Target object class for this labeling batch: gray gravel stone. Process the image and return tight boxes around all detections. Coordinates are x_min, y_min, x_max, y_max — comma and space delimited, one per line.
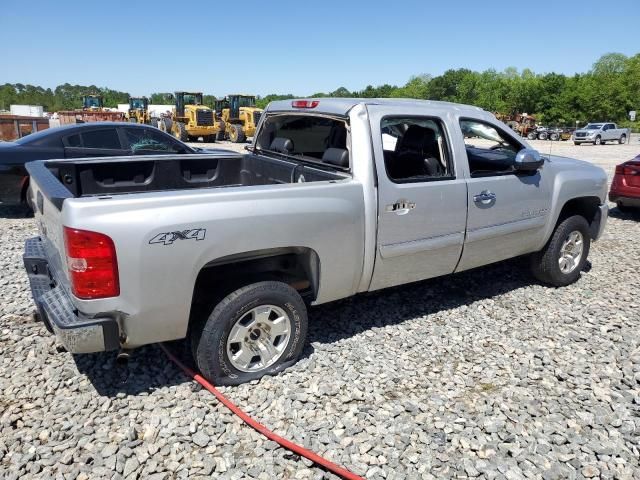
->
2, 149, 640, 479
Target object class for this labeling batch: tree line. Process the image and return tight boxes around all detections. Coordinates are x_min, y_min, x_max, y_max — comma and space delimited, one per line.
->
1, 53, 638, 129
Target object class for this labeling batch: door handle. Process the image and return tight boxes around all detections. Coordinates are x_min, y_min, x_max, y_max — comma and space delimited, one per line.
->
385, 200, 416, 215
473, 190, 496, 205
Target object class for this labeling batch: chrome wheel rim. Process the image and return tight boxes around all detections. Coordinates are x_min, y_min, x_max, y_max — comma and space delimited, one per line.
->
226, 305, 291, 372
558, 230, 584, 274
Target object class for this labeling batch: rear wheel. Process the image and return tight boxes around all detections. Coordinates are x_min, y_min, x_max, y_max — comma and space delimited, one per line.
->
191, 281, 308, 385
173, 122, 188, 142
538, 132, 548, 140
229, 124, 246, 143
527, 132, 537, 140
616, 202, 632, 213
574, 142, 580, 146
530, 215, 591, 287
619, 134, 627, 144
550, 132, 560, 141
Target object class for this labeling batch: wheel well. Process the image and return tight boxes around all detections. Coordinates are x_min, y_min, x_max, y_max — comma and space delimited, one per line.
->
189, 247, 320, 325
557, 196, 602, 239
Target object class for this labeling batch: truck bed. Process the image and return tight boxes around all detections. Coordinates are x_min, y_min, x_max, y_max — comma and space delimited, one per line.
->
26, 152, 348, 208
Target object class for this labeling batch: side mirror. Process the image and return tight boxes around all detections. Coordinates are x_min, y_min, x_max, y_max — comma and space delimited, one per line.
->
514, 148, 544, 171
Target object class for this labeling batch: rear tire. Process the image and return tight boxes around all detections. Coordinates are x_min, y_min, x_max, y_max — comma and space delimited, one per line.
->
616, 202, 632, 213
527, 132, 537, 140
538, 132, 548, 140
574, 142, 580, 146
530, 215, 591, 287
550, 132, 560, 141
619, 134, 627, 144
191, 281, 308, 386
229, 124, 246, 143
174, 122, 188, 142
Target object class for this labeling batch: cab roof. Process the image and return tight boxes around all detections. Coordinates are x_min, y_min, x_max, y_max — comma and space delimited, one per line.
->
265, 97, 487, 117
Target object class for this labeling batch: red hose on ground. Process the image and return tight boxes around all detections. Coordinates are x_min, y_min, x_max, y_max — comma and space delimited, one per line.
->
159, 343, 364, 480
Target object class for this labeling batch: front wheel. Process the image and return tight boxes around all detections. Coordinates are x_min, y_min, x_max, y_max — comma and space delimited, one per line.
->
530, 215, 591, 287
527, 132, 537, 140
191, 281, 308, 385
594, 135, 602, 145
550, 132, 560, 141
538, 132, 548, 140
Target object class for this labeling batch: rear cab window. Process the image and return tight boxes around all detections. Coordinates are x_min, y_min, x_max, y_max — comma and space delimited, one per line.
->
255, 114, 349, 169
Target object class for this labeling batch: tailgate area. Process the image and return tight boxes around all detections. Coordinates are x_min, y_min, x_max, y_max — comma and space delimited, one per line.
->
23, 236, 120, 353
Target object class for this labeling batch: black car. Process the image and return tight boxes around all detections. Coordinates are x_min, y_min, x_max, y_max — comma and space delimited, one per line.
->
0, 122, 226, 206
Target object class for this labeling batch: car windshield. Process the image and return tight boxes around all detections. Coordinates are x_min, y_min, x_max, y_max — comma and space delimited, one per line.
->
584, 123, 603, 129
238, 96, 256, 107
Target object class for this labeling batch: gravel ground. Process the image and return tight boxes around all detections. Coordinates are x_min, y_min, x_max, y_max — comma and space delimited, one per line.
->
1, 140, 640, 479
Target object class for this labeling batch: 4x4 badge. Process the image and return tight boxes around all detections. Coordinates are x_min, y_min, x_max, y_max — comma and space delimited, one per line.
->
149, 228, 206, 246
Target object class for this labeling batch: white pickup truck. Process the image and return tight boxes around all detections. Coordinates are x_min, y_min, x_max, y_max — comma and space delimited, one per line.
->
573, 122, 630, 145
24, 98, 608, 385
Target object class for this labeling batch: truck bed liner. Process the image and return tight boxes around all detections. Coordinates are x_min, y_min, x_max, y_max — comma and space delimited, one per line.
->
26, 152, 347, 209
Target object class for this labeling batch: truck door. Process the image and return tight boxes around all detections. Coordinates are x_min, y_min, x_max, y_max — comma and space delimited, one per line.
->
454, 117, 551, 272
367, 105, 468, 291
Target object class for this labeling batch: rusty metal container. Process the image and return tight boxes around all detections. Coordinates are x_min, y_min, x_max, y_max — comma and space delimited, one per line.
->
57, 110, 126, 125
0, 115, 50, 141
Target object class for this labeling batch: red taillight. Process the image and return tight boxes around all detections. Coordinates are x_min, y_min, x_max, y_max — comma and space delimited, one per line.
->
291, 100, 319, 109
63, 227, 119, 299
615, 165, 625, 175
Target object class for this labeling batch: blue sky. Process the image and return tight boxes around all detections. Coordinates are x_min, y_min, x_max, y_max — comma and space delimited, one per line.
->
2, 0, 638, 97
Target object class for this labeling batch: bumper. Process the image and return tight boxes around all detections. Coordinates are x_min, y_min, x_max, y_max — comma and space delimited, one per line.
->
23, 237, 120, 353
188, 126, 218, 136
609, 193, 640, 208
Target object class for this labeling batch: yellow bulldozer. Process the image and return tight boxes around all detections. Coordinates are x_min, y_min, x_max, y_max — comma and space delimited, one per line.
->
215, 94, 263, 143
159, 91, 221, 142
126, 97, 150, 124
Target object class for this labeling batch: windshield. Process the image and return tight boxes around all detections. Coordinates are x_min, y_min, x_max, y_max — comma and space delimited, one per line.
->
239, 96, 256, 108
256, 114, 348, 163
130, 99, 146, 109
84, 97, 101, 108
584, 123, 603, 129
183, 93, 202, 105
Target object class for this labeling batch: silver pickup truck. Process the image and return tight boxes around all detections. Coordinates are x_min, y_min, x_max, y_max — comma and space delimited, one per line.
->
23, 98, 608, 385
573, 122, 630, 145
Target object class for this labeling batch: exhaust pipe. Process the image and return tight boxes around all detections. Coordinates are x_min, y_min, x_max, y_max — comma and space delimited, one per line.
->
116, 349, 132, 365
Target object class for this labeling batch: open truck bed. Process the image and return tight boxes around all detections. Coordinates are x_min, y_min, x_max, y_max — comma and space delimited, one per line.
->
27, 151, 349, 208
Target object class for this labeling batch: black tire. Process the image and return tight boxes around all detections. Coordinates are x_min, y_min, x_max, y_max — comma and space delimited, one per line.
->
619, 134, 627, 145
594, 135, 601, 145
216, 121, 226, 141
229, 124, 247, 143
550, 132, 560, 141
174, 122, 188, 142
616, 202, 632, 213
538, 132, 548, 140
527, 132, 537, 140
191, 281, 308, 386
530, 215, 591, 287
574, 142, 580, 146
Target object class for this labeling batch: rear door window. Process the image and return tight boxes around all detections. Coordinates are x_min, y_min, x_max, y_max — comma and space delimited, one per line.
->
123, 127, 187, 153
82, 129, 122, 149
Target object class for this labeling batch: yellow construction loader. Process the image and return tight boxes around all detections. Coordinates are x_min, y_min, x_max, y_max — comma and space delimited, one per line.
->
126, 97, 151, 124
159, 92, 221, 142
215, 94, 263, 143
